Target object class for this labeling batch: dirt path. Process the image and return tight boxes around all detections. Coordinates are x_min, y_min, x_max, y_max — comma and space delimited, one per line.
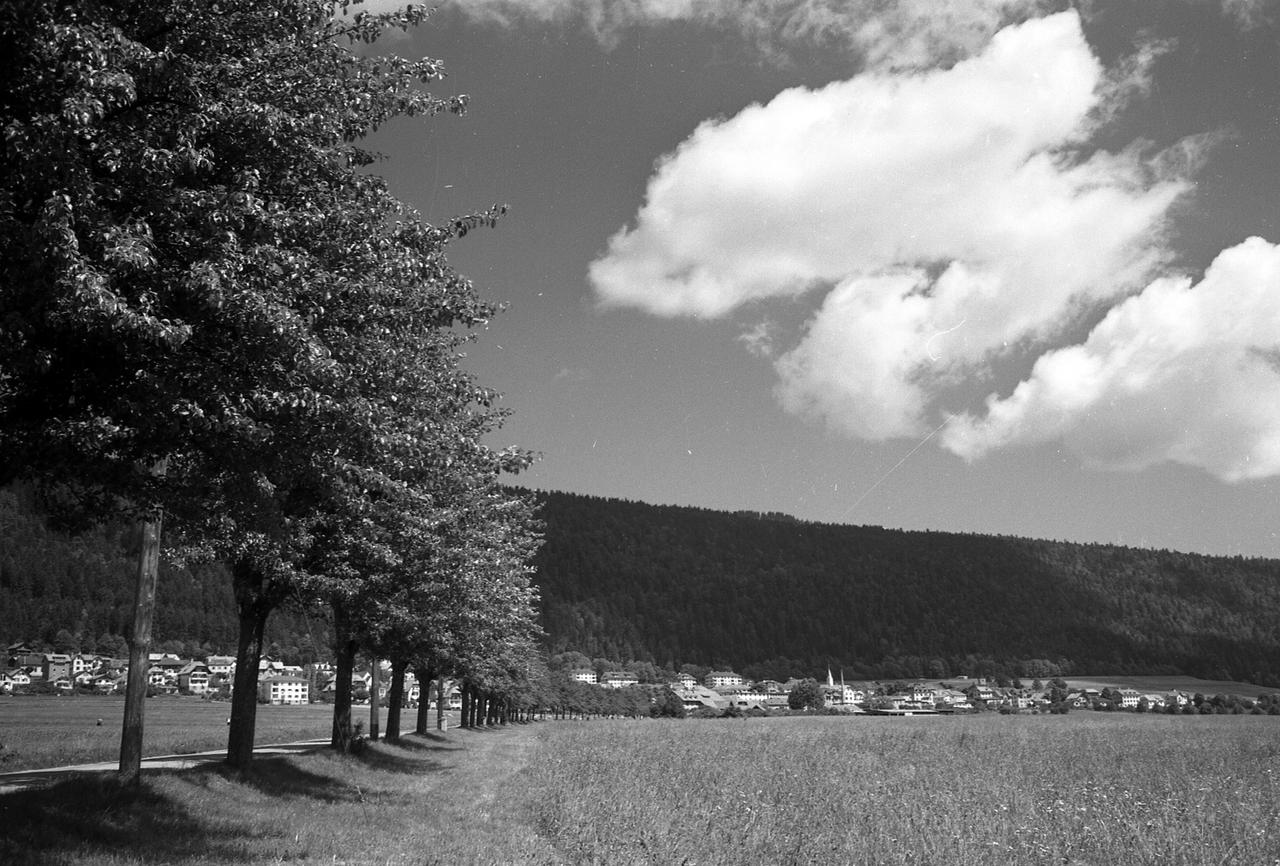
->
0, 738, 330, 794
400, 725, 565, 864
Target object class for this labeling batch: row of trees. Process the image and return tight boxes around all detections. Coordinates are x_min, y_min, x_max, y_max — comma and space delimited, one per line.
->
0, 0, 541, 780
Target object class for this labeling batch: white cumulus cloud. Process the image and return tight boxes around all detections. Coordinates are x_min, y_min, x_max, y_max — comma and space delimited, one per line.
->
942, 237, 1280, 481
591, 11, 1193, 440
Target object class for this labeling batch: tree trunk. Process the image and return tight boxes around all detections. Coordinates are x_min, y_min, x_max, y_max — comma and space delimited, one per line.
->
331, 606, 358, 752
226, 597, 269, 769
385, 658, 408, 741
368, 655, 381, 741
460, 681, 472, 729
414, 664, 436, 735
118, 505, 163, 785
436, 675, 447, 731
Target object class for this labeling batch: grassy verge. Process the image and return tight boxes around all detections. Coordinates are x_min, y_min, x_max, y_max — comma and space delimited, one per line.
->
0, 725, 560, 866
3, 714, 1279, 865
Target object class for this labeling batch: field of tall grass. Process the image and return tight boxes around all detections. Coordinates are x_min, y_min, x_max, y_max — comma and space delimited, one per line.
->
522, 714, 1280, 864
2, 712, 1279, 864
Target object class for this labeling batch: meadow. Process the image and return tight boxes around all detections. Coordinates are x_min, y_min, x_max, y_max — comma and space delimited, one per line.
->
2, 712, 1278, 864
0, 694, 336, 771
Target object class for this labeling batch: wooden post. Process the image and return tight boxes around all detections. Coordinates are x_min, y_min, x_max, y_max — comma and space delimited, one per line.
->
118, 459, 166, 785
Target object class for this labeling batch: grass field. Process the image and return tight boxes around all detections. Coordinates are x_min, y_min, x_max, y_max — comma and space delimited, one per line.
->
0, 695, 339, 771
2, 712, 1278, 864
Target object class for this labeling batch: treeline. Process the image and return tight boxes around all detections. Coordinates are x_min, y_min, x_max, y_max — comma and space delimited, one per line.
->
531, 491, 1280, 686
1, 0, 543, 778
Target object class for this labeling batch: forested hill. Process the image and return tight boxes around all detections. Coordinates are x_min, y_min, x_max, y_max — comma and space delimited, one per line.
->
530, 491, 1280, 686
0, 485, 328, 661
7, 481, 1280, 687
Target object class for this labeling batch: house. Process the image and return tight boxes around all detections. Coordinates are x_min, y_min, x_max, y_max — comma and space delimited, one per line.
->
43, 653, 73, 682
7, 644, 43, 669
258, 676, 309, 705
1118, 689, 1142, 709
178, 661, 211, 695
206, 656, 235, 677
704, 671, 744, 690
569, 669, 598, 684
1, 671, 11, 693
149, 654, 185, 682
52, 677, 73, 693
720, 684, 769, 711
601, 671, 639, 689
8, 670, 31, 687
94, 674, 124, 694
675, 673, 698, 690
676, 685, 729, 713
71, 654, 97, 676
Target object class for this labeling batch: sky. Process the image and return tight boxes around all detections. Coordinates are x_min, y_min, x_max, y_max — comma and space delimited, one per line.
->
357, 0, 1280, 558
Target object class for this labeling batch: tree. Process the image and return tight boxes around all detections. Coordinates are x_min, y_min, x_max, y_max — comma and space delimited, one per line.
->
0, 0, 522, 778
650, 687, 686, 719
788, 678, 824, 711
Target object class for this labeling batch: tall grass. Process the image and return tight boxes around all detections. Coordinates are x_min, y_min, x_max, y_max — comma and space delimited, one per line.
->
521, 714, 1280, 864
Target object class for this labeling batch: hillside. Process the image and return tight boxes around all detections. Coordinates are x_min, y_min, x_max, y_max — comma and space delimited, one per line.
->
0, 484, 329, 661
530, 491, 1280, 685
6, 483, 1280, 686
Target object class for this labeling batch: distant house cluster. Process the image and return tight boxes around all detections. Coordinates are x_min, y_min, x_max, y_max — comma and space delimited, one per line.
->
2, 643, 476, 711
564, 665, 1218, 717
2, 642, 318, 704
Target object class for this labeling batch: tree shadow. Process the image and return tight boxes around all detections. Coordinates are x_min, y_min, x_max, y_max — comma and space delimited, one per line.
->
379, 732, 464, 753
194, 756, 366, 802
0, 774, 260, 865
350, 740, 452, 775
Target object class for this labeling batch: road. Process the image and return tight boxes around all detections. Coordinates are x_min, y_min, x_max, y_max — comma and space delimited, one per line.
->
0, 738, 330, 794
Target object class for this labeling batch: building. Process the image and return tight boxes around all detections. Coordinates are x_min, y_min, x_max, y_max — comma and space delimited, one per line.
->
206, 656, 236, 677
258, 676, 309, 705
569, 669, 598, 684
43, 653, 73, 683
178, 662, 211, 695
705, 671, 744, 690
601, 671, 639, 689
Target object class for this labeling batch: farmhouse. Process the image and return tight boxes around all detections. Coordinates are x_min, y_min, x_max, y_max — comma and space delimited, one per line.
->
178, 661, 211, 695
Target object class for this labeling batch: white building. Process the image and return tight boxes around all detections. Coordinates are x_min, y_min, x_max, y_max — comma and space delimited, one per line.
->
258, 676, 309, 705
705, 671, 744, 690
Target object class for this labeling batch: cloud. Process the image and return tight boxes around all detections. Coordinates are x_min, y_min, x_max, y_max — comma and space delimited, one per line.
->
591, 12, 1193, 440
942, 238, 1280, 481
434, 0, 1055, 69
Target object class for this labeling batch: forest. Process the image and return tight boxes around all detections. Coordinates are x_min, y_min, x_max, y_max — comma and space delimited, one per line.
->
8, 484, 1280, 687
531, 491, 1280, 685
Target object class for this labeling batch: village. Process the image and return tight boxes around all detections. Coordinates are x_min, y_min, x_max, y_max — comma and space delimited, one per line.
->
4, 642, 1242, 716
